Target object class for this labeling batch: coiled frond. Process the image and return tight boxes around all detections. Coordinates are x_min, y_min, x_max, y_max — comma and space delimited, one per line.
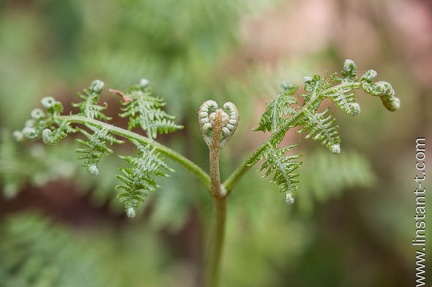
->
198, 100, 239, 148
259, 143, 302, 203
117, 79, 183, 139
116, 139, 174, 218
72, 80, 111, 120
75, 124, 124, 175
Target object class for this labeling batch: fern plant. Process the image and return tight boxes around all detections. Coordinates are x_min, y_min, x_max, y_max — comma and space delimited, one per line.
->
15, 59, 399, 287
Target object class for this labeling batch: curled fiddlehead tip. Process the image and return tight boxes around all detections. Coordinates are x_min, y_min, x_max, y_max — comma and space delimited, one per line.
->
40, 96, 63, 116
127, 207, 136, 218
360, 70, 400, 112
331, 144, 341, 154
87, 164, 99, 176
342, 59, 357, 79
41, 97, 56, 109
285, 193, 295, 204
139, 78, 149, 87
31, 108, 45, 120
89, 80, 105, 93
198, 100, 239, 148
22, 127, 38, 140
348, 103, 361, 116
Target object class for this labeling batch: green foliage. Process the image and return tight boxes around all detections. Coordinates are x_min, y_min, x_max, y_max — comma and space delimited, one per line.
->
254, 59, 399, 203
10, 58, 398, 286
118, 80, 183, 139
298, 150, 376, 215
254, 82, 299, 133
259, 142, 302, 198
13, 59, 399, 217
0, 213, 106, 287
75, 124, 124, 176
72, 80, 111, 120
15, 79, 183, 217
116, 139, 174, 218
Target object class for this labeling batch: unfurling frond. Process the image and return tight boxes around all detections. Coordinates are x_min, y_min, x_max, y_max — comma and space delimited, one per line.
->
75, 124, 124, 175
259, 143, 302, 203
116, 139, 174, 218
253, 59, 399, 203
72, 80, 111, 120
117, 80, 183, 139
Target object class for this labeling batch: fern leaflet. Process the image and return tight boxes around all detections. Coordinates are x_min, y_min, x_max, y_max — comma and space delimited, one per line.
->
117, 80, 183, 139
259, 142, 302, 200
72, 80, 111, 120
297, 107, 341, 154
254, 82, 299, 133
75, 124, 124, 175
116, 139, 174, 218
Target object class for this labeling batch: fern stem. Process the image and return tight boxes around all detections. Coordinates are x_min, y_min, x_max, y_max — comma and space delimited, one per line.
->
56, 115, 211, 191
205, 109, 228, 287
209, 109, 225, 198
206, 197, 227, 287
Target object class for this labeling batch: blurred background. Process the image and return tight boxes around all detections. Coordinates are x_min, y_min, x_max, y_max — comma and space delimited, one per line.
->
0, 0, 431, 286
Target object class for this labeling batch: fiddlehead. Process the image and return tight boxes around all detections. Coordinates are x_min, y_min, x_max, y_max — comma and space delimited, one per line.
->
198, 100, 239, 148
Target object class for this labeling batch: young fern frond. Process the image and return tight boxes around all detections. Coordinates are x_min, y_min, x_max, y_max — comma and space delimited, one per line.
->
72, 80, 111, 121
259, 143, 302, 203
116, 139, 174, 218
75, 124, 124, 176
117, 79, 183, 139
254, 59, 399, 203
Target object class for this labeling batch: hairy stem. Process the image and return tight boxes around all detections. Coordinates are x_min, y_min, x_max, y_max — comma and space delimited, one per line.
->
56, 115, 211, 191
209, 109, 224, 198
205, 109, 227, 287
206, 197, 226, 287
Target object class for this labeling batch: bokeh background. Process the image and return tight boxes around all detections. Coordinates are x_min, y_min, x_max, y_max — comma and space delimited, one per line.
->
0, 0, 431, 286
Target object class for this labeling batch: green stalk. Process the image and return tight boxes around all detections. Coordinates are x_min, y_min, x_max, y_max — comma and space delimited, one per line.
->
205, 109, 227, 287
206, 197, 226, 287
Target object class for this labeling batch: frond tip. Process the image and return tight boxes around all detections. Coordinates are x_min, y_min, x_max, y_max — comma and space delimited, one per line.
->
116, 139, 174, 218
72, 80, 111, 120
